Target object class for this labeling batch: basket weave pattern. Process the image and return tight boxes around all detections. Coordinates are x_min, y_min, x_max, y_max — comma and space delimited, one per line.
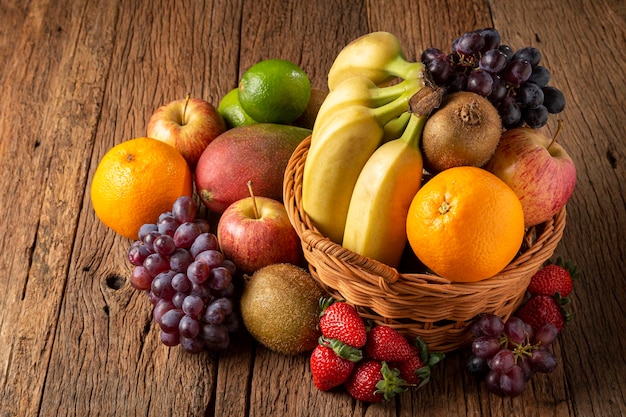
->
284, 136, 566, 352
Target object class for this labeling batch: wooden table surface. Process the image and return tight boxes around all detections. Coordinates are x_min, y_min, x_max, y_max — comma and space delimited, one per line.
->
1, 0, 625, 416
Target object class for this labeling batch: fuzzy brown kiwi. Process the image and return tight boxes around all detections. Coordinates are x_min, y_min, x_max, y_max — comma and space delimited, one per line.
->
421, 91, 502, 173
240, 263, 326, 355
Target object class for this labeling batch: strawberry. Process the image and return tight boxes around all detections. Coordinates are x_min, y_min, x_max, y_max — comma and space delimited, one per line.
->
389, 337, 444, 388
516, 294, 573, 332
319, 298, 367, 348
527, 258, 578, 297
364, 325, 413, 362
344, 360, 408, 402
310, 338, 361, 391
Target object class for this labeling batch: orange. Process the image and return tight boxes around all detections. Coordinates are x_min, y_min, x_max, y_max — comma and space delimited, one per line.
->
406, 166, 525, 282
91, 137, 193, 240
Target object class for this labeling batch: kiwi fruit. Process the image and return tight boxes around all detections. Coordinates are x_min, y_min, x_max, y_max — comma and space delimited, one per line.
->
240, 263, 326, 355
421, 91, 502, 173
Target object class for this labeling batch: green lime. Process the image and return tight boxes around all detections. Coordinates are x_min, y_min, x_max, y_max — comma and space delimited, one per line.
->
238, 59, 311, 124
217, 88, 257, 129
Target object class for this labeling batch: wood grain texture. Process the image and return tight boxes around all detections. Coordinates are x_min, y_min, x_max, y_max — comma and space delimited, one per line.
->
0, 0, 624, 416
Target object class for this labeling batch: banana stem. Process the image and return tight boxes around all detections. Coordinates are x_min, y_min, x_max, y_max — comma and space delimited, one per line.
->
372, 85, 423, 126
370, 76, 423, 107
386, 57, 424, 80
399, 111, 428, 148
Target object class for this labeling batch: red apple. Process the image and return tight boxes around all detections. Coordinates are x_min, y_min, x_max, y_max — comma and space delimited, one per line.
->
217, 190, 304, 275
485, 125, 576, 227
147, 96, 226, 168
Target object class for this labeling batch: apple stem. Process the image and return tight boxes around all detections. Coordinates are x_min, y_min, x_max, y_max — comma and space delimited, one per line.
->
548, 119, 564, 151
247, 180, 260, 219
182, 93, 191, 125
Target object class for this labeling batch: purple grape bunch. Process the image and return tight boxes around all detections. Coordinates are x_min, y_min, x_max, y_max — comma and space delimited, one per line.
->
421, 28, 566, 129
127, 196, 239, 353
466, 314, 559, 397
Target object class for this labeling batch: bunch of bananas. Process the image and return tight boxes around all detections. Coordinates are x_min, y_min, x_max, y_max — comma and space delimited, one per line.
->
302, 32, 440, 268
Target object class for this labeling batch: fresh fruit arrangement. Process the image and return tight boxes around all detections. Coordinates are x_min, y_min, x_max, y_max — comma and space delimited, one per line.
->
88, 26, 581, 403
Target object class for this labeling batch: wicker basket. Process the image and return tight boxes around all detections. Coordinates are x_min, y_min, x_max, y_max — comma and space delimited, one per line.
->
283, 136, 567, 353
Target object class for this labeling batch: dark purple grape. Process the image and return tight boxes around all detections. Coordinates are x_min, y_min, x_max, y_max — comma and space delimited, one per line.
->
151, 270, 176, 300
488, 75, 508, 104
466, 355, 490, 378
171, 272, 191, 293
208, 266, 232, 291
455, 31, 485, 55
169, 248, 193, 273
421, 47, 446, 63
503, 59, 532, 85
180, 336, 205, 353
471, 314, 505, 338
485, 370, 503, 395
195, 249, 224, 269
446, 72, 468, 93
171, 291, 186, 308
524, 105, 549, 128
212, 282, 236, 298
187, 261, 210, 284
498, 44, 515, 62
153, 234, 176, 256
172, 196, 197, 224
533, 323, 559, 347
143, 253, 170, 277
174, 222, 202, 248
200, 323, 230, 350
130, 265, 153, 291
222, 259, 237, 276
467, 69, 494, 96
472, 336, 501, 359
190, 282, 212, 303
142, 231, 161, 252
160, 330, 180, 347
194, 219, 211, 234
518, 357, 535, 381
518, 82, 544, 109
179, 315, 200, 338
488, 349, 515, 373
479, 28, 501, 51
153, 299, 175, 324
426, 55, 453, 85
513, 46, 542, 66
128, 241, 151, 266
190, 233, 219, 259
182, 294, 204, 317
499, 365, 526, 397
138, 223, 158, 241
529, 349, 558, 373
158, 215, 180, 237
528, 65, 551, 87
223, 312, 241, 333
479, 49, 507, 73
504, 317, 528, 345
499, 96, 523, 128
159, 308, 185, 333
543, 86, 566, 113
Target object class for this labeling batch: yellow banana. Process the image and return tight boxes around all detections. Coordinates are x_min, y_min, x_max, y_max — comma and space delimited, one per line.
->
328, 31, 423, 90
341, 90, 437, 268
313, 75, 423, 133
302, 89, 418, 244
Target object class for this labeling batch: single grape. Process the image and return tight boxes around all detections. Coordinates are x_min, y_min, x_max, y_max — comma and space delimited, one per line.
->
543, 86, 566, 113
499, 96, 523, 128
172, 196, 197, 224
421, 47, 446, 64
130, 265, 153, 291
530, 349, 558, 373
503, 59, 532, 85
138, 223, 158, 241
208, 266, 232, 291
467, 69, 494, 97
488, 75, 508, 103
524, 105, 549, 128
471, 314, 505, 338
517, 82, 545, 109
472, 336, 501, 359
427, 55, 453, 85
190, 282, 212, 303
479, 28, 501, 51
533, 323, 559, 347
479, 49, 507, 73
504, 317, 527, 345
160, 330, 180, 347
446, 72, 468, 93
211, 282, 236, 298
153, 234, 176, 257
151, 270, 176, 300
485, 370, 503, 395
203, 302, 226, 325
499, 365, 526, 397
195, 249, 224, 269
128, 241, 151, 266
171, 291, 186, 309
488, 349, 515, 374
158, 215, 180, 237
455, 31, 485, 55
466, 355, 490, 378
200, 323, 230, 350
171, 272, 191, 293
153, 299, 175, 324
142, 231, 161, 252
222, 259, 237, 276
174, 222, 202, 248
169, 248, 193, 273
194, 219, 211, 234
528, 65, 551, 87
187, 261, 210, 284
182, 294, 205, 317
190, 233, 219, 259
498, 44, 515, 63
159, 308, 185, 333
143, 253, 170, 277
180, 336, 205, 353
513, 46, 542, 66
179, 315, 200, 339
